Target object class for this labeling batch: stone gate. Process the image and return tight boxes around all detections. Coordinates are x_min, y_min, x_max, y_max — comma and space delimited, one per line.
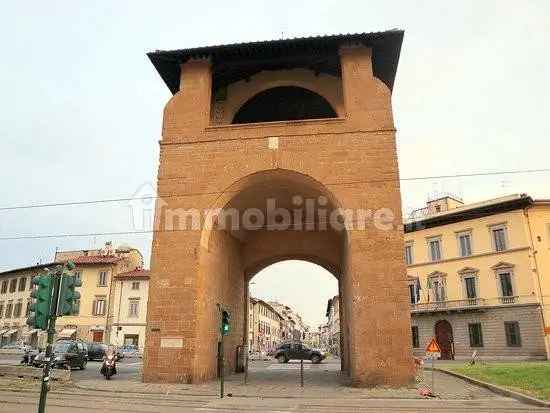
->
143, 30, 414, 386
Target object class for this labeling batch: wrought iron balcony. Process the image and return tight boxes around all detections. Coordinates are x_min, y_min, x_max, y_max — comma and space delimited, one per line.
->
410, 295, 539, 314
411, 298, 485, 313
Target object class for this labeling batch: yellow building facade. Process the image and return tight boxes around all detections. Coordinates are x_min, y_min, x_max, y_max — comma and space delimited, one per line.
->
54, 243, 144, 344
109, 269, 150, 350
405, 194, 549, 360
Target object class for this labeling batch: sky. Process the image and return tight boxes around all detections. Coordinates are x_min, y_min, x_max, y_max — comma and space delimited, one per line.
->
1, 1, 549, 327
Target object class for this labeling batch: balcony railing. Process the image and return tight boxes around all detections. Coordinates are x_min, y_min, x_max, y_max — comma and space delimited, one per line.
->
411, 295, 538, 313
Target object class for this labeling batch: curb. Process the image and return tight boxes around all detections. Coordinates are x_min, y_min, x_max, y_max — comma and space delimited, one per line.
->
431, 367, 550, 408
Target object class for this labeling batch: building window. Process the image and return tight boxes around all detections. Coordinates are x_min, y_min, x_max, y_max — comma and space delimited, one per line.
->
124, 334, 139, 346
18, 277, 27, 292
491, 225, 508, 251
1, 281, 7, 294
131, 281, 140, 290
0, 302, 4, 318
408, 282, 419, 304
405, 244, 413, 265
74, 271, 82, 284
468, 323, 484, 347
428, 277, 446, 302
463, 275, 477, 299
128, 299, 140, 317
5, 301, 13, 318
411, 326, 419, 348
9, 279, 17, 293
428, 238, 442, 262
457, 231, 472, 257
92, 297, 106, 316
14, 300, 22, 318
25, 299, 32, 317
504, 322, 522, 347
498, 271, 514, 297
98, 271, 108, 287
73, 299, 80, 316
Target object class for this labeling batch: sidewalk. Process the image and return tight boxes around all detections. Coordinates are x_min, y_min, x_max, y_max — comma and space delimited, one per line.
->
72, 367, 501, 400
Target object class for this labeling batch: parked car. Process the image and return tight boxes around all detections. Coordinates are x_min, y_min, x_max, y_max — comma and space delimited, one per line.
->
115, 346, 124, 360
0, 343, 26, 352
272, 342, 325, 364
120, 345, 140, 358
86, 342, 108, 361
33, 340, 88, 370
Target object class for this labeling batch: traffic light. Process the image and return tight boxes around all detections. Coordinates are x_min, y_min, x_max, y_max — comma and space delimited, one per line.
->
27, 275, 53, 330
57, 273, 81, 316
221, 310, 230, 336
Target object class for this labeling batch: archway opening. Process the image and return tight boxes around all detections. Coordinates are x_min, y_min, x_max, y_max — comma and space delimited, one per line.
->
232, 86, 337, 124
243, 259, 343, 385
196, 169, 350, 383
247, 259, 340, 357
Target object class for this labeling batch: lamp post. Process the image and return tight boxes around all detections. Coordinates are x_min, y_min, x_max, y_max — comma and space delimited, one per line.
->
245, 281, 255, 384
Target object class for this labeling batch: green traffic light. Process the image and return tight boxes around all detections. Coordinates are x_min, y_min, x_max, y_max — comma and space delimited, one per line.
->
57, 273, 81, 316
221, 310, 230, 336
28, 274, 53, 330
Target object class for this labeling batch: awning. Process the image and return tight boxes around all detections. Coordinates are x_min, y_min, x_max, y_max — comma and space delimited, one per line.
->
23, 329, 39, 337
5, 329, 18, 336
0, 329, 8, 336
58, 328, 77, 339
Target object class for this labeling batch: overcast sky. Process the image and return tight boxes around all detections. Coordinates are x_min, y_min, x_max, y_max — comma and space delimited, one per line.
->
1, 1, 549, 327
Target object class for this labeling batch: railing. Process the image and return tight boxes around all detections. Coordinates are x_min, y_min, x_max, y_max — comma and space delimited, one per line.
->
411, 295, 539, 313
411, 298, 485, 312
499, 296, 517, 304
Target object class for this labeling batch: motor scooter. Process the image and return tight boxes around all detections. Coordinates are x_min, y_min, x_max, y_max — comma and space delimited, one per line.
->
20, 348, 39, 366
100, 353, 117, 380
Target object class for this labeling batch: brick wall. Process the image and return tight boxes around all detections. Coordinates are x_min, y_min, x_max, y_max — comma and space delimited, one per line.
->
144, 44, 415, 386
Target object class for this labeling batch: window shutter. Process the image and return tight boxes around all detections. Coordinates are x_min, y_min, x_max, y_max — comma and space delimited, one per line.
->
92, 300, 97, 316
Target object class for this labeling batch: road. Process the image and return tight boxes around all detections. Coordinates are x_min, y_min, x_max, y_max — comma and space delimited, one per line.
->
1, 353, 546, 412
0, 351, 142, 381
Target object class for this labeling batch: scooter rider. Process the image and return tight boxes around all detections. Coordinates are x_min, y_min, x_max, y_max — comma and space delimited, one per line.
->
100, 345, 118, 379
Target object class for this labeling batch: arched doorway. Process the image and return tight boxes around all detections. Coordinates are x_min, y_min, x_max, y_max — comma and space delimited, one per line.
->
434, 320, 454, 360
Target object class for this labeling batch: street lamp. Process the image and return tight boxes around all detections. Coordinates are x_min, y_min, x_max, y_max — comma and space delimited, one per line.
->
245, 281, 255, 384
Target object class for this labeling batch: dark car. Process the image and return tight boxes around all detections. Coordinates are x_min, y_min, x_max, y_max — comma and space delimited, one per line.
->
273, 342, 325, 364
86, 342, 108, 361
33, 340, 88, 370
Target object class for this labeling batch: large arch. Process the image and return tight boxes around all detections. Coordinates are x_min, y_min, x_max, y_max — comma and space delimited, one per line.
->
193, 169, 350, 379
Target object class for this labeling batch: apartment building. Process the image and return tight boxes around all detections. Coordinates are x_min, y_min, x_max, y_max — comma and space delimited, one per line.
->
268, 301, 309, 341
0, 263, 50, 348
53, 242, 144, 344
248, 297, 285, 353
108, 269, 149, 349
405, 194, 550, 360
325, 295, 340, 356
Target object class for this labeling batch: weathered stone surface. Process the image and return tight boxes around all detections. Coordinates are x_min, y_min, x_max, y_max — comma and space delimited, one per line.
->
144, 43, 414, 387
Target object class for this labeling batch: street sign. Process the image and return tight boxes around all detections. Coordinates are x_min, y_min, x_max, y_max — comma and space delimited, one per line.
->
425, 336, 441, 396
425, 337, 441, 358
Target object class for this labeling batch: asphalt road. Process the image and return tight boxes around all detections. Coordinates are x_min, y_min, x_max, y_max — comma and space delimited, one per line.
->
0, 351, 143, 381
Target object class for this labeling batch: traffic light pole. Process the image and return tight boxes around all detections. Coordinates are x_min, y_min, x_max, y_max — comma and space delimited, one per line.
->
220, 329, 224, 399
38, 269, 61, 413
